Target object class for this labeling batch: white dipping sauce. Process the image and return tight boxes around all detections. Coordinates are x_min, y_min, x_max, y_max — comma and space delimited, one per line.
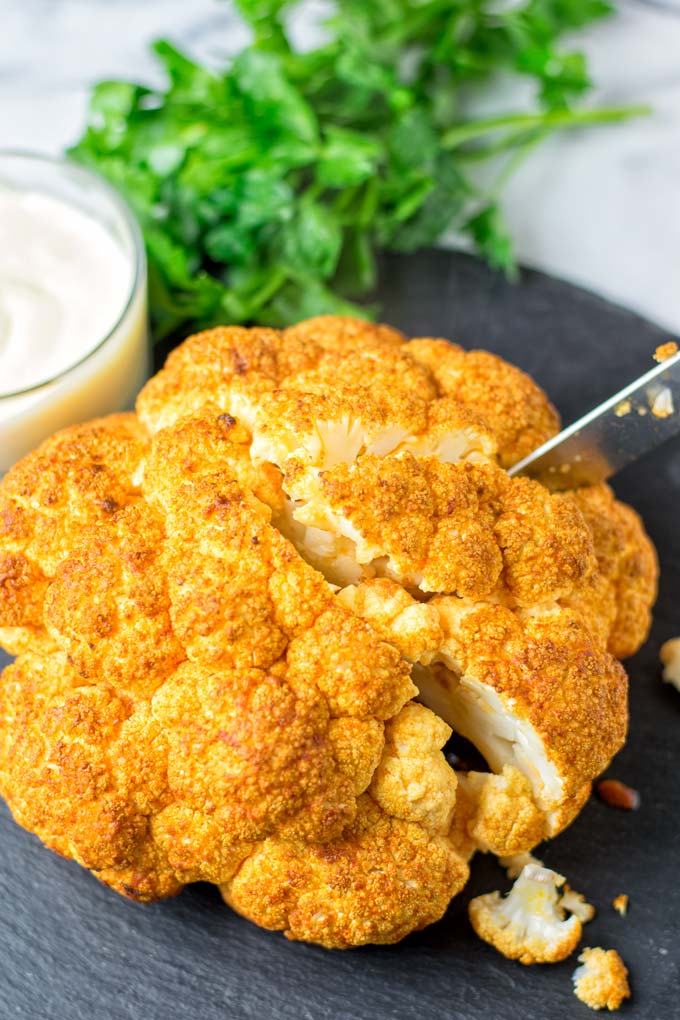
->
0, 191, 132, 392
0, 168, 148, 473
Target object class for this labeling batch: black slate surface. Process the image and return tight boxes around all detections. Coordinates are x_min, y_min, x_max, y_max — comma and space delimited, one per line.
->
1, 250, 679, 1020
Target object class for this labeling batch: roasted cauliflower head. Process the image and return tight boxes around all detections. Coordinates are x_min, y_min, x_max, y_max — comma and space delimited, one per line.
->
0, 316, 657, 949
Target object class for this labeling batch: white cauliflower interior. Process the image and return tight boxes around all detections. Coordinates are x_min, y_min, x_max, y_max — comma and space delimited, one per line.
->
414, 665, 563, 820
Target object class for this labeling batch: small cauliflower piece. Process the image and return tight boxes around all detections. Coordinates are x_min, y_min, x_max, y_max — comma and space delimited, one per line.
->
337, 579, 443, 664
661, 637, 680, 692
573, 947, 631, 1011
370, 703, 457, 834
469, 864, 583, 964
456, 766, 546, 857
654, 341, 678, 362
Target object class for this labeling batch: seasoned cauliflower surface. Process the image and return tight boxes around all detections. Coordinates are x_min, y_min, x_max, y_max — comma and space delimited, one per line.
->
469, 864, 584, 964
0, 317, 658, 948
573, 947, 631, 1011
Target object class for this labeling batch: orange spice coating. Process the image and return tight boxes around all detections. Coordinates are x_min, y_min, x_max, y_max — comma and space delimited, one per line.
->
0, 316, 658, 948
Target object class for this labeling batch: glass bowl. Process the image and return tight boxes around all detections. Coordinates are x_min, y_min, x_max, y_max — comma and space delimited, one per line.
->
0, 151, 149, 472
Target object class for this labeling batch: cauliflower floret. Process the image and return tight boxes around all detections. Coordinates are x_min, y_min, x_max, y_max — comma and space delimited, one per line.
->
370, 703, 457, 834
136, 326, 318, 434
499, 851, 545, 879
661, 637, 680, 691
337, 578, 443, 664
223, 794, 468, 948
561, 886, 596, 923
573, 947, 631, 1011
407, 338, 560, 467
284, 315, 406, 356
250, 387, 429, 471
0, 414, 147, 656
469, 864, 583, 964
564, 484, 658, 658
456, 766, 546, 856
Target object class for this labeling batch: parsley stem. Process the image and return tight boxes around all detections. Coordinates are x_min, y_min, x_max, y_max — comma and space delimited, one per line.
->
489, 130, 548, 200
441, 105, 651, 150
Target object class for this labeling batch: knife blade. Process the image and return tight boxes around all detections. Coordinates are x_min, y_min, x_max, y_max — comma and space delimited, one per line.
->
508, 349, 680, 491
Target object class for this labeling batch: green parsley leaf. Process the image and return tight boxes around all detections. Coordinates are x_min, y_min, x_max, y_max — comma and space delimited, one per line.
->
69, 0, 647, 339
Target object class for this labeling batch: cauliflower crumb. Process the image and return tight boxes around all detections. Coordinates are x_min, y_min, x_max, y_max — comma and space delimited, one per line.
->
650, 386, 674, 419
498, 851, 544, 879
468, 863, 584, 964
613, 400, 631, 418
612, 894, 628, 917
573, 947, 631, 1011
654, 341, 678, 363
661, 637, 680, 692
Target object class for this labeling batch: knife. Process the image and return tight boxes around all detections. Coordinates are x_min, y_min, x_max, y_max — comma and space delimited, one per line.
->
508, 349, 680, 491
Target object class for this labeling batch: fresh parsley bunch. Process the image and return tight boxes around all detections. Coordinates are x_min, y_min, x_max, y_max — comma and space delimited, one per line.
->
70, 0, 644, 339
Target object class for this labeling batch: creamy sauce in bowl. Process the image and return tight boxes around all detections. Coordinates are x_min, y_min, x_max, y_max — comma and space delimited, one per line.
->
0, 152, 149, 473
0, 190, 133, 395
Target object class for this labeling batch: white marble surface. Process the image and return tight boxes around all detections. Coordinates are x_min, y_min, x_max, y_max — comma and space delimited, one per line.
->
3, 0, 680, 332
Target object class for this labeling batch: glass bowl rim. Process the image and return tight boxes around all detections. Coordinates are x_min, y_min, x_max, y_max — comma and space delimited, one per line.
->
0, 149, 146, 400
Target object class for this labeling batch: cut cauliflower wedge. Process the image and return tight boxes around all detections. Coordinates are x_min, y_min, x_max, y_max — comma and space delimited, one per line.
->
469, 864, 584, 964
421, 599, 627, 838
344, 580, 627, 848
573, 948, 631, 1011
250, 388, 496, 474
280, 454, 595, 598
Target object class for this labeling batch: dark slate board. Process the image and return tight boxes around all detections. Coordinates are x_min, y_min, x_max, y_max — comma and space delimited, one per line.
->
1, 250, 679, 1020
